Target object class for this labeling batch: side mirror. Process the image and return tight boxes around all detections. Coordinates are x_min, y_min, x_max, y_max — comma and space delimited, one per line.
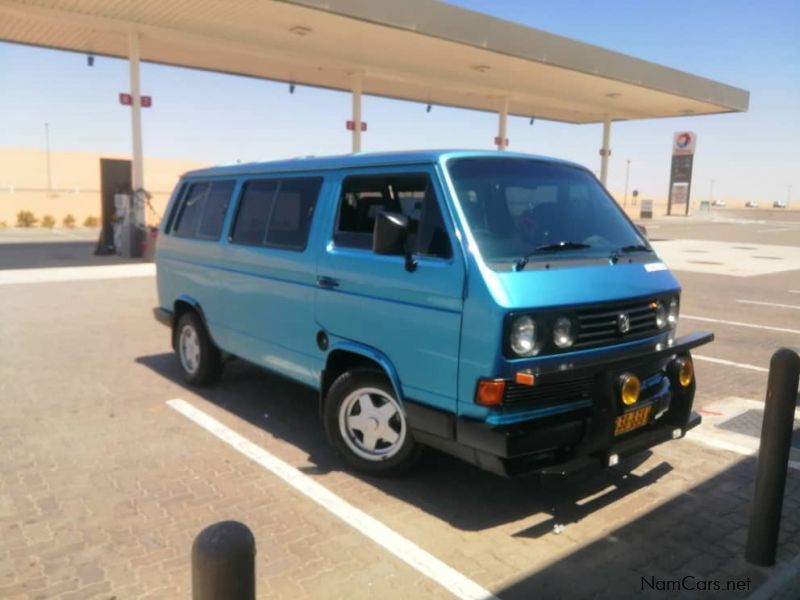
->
373, 211, 417, 272
637, 224, 648, 239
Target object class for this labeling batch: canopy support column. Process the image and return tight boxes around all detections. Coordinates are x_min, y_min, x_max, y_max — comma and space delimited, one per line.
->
128, 32, 144, 193
351, 73, 363, 153
599, 116, 611, 186
496, 97, 509, 150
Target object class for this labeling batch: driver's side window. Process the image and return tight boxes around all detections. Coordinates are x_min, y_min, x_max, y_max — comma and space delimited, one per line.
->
333, 174, 452, 259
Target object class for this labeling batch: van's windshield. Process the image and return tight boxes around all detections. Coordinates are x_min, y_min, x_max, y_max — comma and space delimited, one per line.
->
446, 157, 649, 270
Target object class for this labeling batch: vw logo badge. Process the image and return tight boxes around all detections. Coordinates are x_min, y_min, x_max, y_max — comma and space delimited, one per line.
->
617, 313, 631, 334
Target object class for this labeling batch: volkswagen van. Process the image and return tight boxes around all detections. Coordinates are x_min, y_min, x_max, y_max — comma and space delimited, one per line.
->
154, 150, 713, 477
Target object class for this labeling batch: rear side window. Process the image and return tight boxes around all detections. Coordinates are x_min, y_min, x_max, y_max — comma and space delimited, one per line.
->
334, 174, 452, 258
172, 180, 234, 240
265, 178, 322, 249
230, 177, 322, 251
230, 180, 278, 246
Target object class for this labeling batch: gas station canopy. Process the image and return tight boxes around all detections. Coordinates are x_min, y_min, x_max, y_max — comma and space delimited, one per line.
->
0, 0, 749, 124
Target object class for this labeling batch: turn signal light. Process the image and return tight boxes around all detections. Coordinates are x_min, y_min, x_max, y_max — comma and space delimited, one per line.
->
677, 357, 694, 387
620, 374, 641, 406
476, 379, 506, 406
515, 371, 535, 386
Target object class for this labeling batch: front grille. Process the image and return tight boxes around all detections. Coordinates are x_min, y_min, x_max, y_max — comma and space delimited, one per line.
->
573, 299, 660, 350
504, 376, 594, 405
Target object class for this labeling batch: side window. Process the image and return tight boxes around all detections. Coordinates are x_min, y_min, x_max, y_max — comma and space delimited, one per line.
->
173, 183, 209, 238
230, 177, 322, 251
334, 174, 452, 258
230, 180, 278, 246
173, 180, 234, 240
265, 178, 322, 250
163, 183, 187, 233
197, 181, 235, 240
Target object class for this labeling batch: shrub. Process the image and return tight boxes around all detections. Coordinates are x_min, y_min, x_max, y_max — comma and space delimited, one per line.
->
63, 214, 76, 228
16, 210, 38, 228
0, 221, 7, 228
83, 215, 100, 227
41, 215, 56, 229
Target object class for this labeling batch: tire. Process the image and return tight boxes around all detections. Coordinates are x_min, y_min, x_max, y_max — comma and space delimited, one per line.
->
323, 369, 421, 476
174, 311, 223, 386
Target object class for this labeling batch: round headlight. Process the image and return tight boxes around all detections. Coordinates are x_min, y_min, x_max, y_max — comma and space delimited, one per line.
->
510, 316, 537, 356
553, 317, 575, 349
655, 301, 667, 329
668, 297, 679, 327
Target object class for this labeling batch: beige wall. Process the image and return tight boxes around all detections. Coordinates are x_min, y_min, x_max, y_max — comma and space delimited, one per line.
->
0, 148, 207, 226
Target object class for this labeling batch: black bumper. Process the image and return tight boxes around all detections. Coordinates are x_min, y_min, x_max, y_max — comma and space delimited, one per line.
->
409, 331, 713, 478
153, 307, 173, 328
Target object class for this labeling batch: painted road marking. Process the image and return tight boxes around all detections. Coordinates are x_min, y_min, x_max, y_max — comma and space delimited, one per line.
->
693, 355, 769, 373
0, 264, 155, 285
682, 314, 800, 335
167, 398, 498, 600
736, 299, 800, 310
686, 397, 800, 472
757, 227, 797, 233
789, 290, 800, 295
652, 239, 800, 277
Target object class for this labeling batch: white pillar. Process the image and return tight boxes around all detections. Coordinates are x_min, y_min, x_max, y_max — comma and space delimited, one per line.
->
351, 73, 363, 153
496, 97, 509, 151
128, 32, 144, 193
600, 116, 611, 187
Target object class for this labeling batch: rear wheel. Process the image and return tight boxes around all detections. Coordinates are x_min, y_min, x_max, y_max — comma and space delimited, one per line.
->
324, 369, 421, 475
175, 311, 222, 386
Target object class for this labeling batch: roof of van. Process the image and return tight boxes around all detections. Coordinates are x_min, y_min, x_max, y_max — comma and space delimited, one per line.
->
182, 149, 584, 178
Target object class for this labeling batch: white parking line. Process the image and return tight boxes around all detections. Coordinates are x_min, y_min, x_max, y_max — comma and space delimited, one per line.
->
736, 299, 800, 310
757, 227, 797, 233
693, 355, 769, 373
0, 264, 155, 285
790, 290, 800, 295
685, 429, 800, 472
167, 398, 498, 600
682, 314, 800, 335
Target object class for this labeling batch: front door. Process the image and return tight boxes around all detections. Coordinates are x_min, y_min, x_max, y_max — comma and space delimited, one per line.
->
315, 166, 464, 413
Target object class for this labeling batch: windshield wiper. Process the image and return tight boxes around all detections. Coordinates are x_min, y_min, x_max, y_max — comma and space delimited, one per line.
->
514, 241, 592, 271
618, 244, 652, 253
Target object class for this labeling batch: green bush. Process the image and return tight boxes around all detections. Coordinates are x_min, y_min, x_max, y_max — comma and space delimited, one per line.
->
63, 214, 76, 228
83, 215, 99, 227
41, 215, 56, 229
16, 210, 38, 228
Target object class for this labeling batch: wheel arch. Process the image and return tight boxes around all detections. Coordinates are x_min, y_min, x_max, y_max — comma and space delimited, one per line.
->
320, 341, 404, 416
172, 295, 208, 350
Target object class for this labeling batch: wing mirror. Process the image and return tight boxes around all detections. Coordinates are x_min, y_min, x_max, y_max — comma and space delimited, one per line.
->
373, 211, 417, 272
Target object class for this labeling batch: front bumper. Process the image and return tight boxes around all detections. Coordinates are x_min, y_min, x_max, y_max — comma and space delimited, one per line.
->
415, 331, 713, 478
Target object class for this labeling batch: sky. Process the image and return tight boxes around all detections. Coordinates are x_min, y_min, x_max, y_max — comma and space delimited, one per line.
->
0, 0, 798, 202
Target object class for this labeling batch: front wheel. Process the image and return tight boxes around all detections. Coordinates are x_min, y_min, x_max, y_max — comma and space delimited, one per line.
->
324, 369, 421, 476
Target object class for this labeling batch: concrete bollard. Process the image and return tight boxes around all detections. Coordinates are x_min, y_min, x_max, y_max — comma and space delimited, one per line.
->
745, 348, 800, 566
192, 520, 256, 600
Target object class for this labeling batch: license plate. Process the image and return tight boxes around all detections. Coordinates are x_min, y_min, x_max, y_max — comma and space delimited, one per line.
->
614, 405, 652, 436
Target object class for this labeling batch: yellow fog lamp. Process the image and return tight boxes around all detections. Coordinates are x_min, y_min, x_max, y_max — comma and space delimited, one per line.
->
619, 374, 641, 406
676, 357, 694, 387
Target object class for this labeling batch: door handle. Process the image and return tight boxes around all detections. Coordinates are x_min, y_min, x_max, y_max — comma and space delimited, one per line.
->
317, 276, 340, 289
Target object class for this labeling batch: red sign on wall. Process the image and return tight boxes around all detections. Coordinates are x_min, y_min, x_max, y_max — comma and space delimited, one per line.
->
346, 120, 367, 131
119, 93, 152, 107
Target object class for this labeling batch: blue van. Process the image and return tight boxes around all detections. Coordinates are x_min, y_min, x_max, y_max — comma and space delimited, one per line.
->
154, 150, 713, 477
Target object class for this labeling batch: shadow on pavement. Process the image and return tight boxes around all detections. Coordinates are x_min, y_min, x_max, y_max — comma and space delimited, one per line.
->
138, 352, 677, 533
493, 452, 800, 600
0, 241, 139, 269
